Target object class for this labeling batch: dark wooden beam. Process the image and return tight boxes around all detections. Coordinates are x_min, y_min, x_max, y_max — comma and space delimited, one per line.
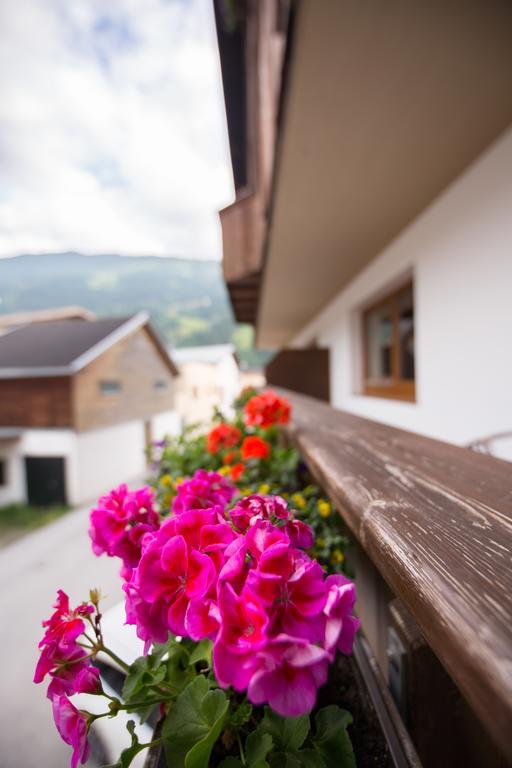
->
280, 389, 512, 758
266, 348, 330, 401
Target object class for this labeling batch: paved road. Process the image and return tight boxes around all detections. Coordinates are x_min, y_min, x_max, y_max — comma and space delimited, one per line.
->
0, 502, 126, 768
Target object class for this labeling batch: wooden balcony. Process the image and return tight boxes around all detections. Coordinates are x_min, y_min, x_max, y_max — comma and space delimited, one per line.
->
279, 389, 512, 765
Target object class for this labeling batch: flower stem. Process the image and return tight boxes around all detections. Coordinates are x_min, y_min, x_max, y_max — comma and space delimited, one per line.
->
100, 646, 130, 672
119, 699, 163, 710
236, 731, 247, 767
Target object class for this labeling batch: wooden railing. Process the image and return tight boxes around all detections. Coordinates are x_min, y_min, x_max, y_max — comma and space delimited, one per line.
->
279, 389, 512, 761
265, 348, 331, 402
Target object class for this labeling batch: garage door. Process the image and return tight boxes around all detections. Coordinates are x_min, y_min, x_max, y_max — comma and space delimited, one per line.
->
25, 456, 67, 506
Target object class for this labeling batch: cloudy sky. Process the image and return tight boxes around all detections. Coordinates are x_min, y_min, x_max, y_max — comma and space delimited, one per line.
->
0, 0, 234, 259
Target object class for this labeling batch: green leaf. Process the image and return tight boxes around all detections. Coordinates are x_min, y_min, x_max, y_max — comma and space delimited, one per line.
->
269, 753, 302, 768
103, 720, 149, 768
311, 706, 355, 768
122, 642, 170, 703
246, 731, 273, 768
164, 643, 196, 695
218, 759, 243, 768
294, 750, 325, 768
188, 638, 213, 667
162, 676, 229, 768
229, 700, 253, 728
122, 657, 152, 702
259, 707, 310, 752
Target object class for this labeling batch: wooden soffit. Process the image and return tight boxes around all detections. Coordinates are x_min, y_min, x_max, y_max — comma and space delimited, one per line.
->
257, 0, 512, 347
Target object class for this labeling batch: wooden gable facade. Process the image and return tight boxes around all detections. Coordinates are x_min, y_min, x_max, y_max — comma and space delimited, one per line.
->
72, 325, 176, 432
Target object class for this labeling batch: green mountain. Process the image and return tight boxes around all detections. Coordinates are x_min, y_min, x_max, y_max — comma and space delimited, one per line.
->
0, 253, 268, 369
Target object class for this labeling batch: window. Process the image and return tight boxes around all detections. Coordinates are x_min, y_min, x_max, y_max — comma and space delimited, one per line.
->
0, 459, 6, 486
154, 380, 168, 392
99, 380, 122, 395
362, 281, 415, 401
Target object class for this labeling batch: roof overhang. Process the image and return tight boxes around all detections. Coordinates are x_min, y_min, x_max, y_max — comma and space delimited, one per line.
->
257, 0, 512, 347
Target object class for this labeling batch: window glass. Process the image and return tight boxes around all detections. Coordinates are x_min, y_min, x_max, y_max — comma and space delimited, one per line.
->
366, 304, 393, 381
362, 281, 415, 401
99, 380, 122, 394
0, 460, 5, 486
398, 285, 414, 381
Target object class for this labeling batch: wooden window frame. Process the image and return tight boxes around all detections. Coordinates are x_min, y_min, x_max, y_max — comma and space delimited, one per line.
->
362, 281, 415, 402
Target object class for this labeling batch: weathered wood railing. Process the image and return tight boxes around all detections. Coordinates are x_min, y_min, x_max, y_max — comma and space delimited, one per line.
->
279, 389, 512, 762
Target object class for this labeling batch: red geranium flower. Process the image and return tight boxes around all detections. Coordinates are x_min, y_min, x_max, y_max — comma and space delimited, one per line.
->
223, 450, 237, 465
244, 390, 291, 429
241, 436, 270, 461
207, 424, 242, 454
230, 463, 245, 482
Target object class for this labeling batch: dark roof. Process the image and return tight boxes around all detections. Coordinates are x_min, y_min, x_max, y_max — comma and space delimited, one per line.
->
0, 311, 178, 378
0, 316, 131, 369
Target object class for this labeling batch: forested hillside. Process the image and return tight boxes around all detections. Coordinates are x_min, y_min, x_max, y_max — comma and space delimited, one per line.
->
0, 253, 267, 368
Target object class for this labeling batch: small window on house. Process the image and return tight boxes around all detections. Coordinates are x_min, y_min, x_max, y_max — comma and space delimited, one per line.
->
362, 281, 415, 401
154, 380, 168, 392
99, 380, 122, 395
0, 460, 6, 486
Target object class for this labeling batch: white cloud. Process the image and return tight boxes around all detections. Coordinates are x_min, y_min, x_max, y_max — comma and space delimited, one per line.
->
0, 0, 234, 258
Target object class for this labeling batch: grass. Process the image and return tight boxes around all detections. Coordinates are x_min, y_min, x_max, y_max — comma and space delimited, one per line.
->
0, 502, 71, 546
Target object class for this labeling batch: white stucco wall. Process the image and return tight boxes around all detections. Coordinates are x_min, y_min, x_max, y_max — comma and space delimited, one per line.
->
0, 439, 24, 506
74, 421, 147, 505
291, 128, 512, 454
151, 410, 182, 441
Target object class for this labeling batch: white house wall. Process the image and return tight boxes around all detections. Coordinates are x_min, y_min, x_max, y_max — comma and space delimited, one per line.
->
75, 421, 147, 505
0, 439, 24, 506
151, 410, 182, 441
291, 128, 512, 453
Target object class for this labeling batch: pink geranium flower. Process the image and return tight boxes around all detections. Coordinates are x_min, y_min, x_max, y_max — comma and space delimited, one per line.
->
125, 507, 235, 641
172, 470, 236, 515
34, 591, 98, 699
36, 590, 92, 651
247, 634, 330, 717
230, 495, 314, 551
323, 574, 360, 656
229, 494, 290, 532
89, 485, 159, 580
136, 534, 216, 635
213, 582, 269, 690
52, 696, 90, 768
271, 559, 328, 642
47, 664, 101, 700
124, 580, 170, 651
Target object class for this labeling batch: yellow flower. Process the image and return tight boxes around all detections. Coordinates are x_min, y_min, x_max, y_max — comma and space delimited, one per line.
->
162, 492, 173, 508
241, 487, 253, 496
175, 476, 185, 486
160, 474, 172, 487
316, 538, 326, 548
291, 493, 306, 510
258, 483, 270, 495
218, 466, 231, 476
318, 500, 331, 518
331, 548, 344, 565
